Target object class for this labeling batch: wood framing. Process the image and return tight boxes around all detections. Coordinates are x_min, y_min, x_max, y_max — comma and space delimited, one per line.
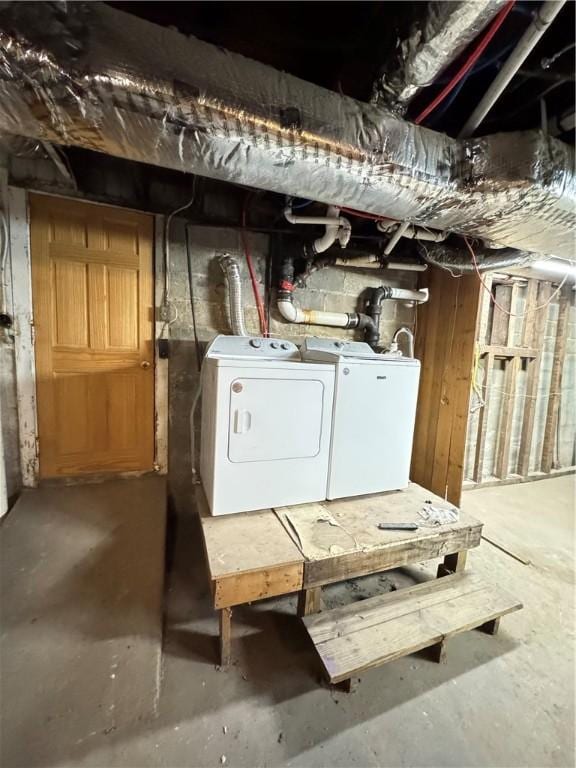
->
465, 274, 574, 488
411, 269, 482, 506
9, 187, 39, 487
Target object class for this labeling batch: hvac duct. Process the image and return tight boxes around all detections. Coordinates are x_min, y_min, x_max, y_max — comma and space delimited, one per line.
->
0, 2, 574, 261
372, 0, 510, 111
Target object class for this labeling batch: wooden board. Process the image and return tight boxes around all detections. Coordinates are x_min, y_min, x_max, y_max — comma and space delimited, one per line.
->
494, 356, 519, 479
411, 269, 482, 506
30, 194, 155, 477
517, 282, 553, 476
303, 572, 522, 683
541, 286, 571, 473
276, 484, 483, 588
197, 487, 305, 608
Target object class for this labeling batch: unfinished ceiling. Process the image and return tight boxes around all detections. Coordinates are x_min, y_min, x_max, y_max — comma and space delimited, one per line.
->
0, 1, 574, 264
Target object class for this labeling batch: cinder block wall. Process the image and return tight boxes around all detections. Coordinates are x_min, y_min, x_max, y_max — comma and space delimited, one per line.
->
165, 221, 418, 514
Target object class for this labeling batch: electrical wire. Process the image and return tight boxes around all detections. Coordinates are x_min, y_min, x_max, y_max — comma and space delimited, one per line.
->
185, 225, 202, 372
290, 198, 313, 209
0, 207, 9, 315
241, 198, 268, 337
163, 178, 197, 323
541, 41, 576, 69
465, 237, 570, 316
414, 0, 516, 125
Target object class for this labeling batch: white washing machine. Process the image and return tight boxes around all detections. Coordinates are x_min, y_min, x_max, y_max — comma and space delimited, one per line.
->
200, 335, 335, 515
301, 338, 420, 500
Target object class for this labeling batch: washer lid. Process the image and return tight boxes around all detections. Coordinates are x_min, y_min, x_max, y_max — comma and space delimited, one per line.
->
301, 337, 414, 363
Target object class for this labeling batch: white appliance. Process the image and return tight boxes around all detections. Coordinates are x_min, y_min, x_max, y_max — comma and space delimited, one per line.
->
200, 335, 335, 515
301, 338, 420, 500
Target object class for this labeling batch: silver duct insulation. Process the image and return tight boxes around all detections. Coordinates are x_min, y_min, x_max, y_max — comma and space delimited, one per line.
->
0, 2, 574, 261
373, 0, 509, 111
219, 255, 247, 337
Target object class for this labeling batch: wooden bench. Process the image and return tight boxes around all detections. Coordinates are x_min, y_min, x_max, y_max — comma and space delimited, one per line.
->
302, 572, 522, 685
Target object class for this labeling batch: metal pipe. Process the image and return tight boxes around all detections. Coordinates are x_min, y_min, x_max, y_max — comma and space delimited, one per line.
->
219, 254, 247, 336
459, 0, 567, 137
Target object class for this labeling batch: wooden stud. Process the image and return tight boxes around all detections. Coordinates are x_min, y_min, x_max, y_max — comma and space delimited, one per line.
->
517, 283, 553, 477
522, 279, 539, 347
437, 550, 467, 578
494, 356, 520, 479
219, 607, 232, 667
507, 282, 521, 347
490, 283, 512, 346
473, 351, 494, 484
428, 640, 447, 664
478, 344, 537, 358
297, 587, 322, 617
541, 286, 571, 473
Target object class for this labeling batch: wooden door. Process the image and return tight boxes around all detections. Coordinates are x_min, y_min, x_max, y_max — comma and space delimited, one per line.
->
30, 194, 155, 478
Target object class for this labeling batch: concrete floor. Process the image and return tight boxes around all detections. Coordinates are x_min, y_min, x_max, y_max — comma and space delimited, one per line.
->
1, 475, 574, 767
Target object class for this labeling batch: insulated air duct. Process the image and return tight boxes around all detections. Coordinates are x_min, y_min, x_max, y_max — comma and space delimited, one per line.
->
0, 2, 574, 261
372, 0, 510, 111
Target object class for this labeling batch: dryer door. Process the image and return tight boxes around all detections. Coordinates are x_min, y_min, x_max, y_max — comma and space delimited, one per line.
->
228, 377, 324, 463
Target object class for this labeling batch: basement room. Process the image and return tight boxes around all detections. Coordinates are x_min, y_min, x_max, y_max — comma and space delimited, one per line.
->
0, 1, 574, 766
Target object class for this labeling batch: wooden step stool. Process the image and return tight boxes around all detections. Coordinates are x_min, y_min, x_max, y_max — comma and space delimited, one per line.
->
302, 572, 522, 686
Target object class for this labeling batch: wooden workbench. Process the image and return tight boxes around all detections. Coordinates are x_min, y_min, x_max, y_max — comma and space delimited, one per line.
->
197, 483, 483, 665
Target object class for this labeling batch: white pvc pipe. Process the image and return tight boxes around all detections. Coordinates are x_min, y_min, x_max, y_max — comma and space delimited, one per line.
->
459, 0, 566, 138
284, 204, 352, 253
389, 287, 429, 303
277, 299, 349, 327
334, 256, 428, 271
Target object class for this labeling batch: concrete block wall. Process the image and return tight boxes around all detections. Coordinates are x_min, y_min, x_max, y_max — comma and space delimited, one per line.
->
167, 221, 418, 346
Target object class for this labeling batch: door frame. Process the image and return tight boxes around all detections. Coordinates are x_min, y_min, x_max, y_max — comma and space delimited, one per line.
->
10, 187, 168, 486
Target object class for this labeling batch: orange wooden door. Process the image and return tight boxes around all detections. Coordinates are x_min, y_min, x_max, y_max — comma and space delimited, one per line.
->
30, 194, 155, 478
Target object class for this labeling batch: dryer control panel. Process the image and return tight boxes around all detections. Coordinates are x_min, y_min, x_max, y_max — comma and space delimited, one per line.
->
206, 334, 299, 360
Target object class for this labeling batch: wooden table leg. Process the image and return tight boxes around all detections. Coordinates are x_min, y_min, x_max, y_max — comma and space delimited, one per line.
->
429, 640, 447, 664
478, 617, 500, 635
437, 550, 467, 578
297, 587, 322, 617
219, 607, 232, 666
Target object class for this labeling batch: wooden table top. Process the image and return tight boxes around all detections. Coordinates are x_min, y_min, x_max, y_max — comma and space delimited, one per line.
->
197, 483, 482, 592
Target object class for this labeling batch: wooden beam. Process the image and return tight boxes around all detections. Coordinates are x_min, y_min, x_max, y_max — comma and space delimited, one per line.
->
517, 283, 553, 477
494, 356, 520, 479
479, 344, 537, 358
490, 284, 512, 346
522, 279, 539, 346
541, 286, 571, 473
507, 282, 521, 347
297, 587, 322, 617
472, 351, 494, 483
